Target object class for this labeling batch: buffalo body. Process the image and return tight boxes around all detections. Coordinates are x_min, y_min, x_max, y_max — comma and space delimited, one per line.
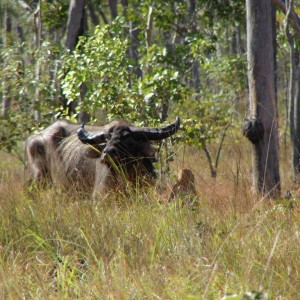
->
26, 117, 180, 195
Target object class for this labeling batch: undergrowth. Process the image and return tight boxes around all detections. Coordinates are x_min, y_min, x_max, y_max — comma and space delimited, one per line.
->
1, 142, 300, 299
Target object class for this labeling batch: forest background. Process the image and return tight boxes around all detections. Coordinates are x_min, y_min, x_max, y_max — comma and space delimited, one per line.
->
1, 0, 300, 299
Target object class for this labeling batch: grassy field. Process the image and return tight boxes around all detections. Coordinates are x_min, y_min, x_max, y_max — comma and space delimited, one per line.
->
1, 139, 300, 299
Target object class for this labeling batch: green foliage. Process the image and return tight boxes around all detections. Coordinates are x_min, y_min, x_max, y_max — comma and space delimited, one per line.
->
198, 0, 245, 23
0, 40, 61, 146
42, 0, 69, 30
0, 44, 32, 156
140, 45, 184, 121
0, 0, 248, 167
177, 95, 232, 148
0, 1, 67, 157
61, 18, 184, 124
61, 13, 246, 154
62, 20, 133, 120
203, 54, 247, 93
173, 53, 246, 150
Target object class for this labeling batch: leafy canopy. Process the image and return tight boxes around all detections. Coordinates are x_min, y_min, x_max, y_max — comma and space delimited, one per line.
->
61, 18, 184, 125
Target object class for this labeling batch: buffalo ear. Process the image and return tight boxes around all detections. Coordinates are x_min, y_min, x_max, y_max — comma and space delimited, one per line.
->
29, 140, 45, 156
85, 147, 101, 158
51, 126, 70, 146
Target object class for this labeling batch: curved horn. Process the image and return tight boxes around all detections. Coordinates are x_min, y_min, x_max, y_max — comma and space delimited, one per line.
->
130, 116, 180, 140
77, 123, 106, 145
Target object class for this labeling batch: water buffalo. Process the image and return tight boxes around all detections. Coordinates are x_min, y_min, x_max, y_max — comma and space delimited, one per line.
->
26, 117, 180, 196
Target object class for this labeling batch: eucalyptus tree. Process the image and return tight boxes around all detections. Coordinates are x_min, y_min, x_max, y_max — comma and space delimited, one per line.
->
243, 0, 280, 197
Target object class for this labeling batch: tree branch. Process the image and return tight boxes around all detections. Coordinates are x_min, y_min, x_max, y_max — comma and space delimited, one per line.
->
202, 143, 216, 178
272, 0, 300, 39
215, 123, 231, 170
17, 0, 32, 12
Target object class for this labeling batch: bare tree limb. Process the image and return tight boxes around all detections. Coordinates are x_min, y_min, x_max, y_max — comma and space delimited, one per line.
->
272, 0, 300, 39
202, 143, 217, 178
215, 123, 231, 170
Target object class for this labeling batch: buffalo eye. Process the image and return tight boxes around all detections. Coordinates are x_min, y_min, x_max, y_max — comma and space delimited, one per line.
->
105, 133, 112, 141
121, 130, 130, 138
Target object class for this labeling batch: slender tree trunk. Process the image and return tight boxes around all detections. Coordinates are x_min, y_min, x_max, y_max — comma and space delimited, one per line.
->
285, 0, 300, 179
243, 0, 281, 198
65, 0, 90, 123
65, 0, 85, 51
189, 0, 200, 92
2, 8, 12, 117
272, 0, 300, 39
272, 3, 277, 101
293, 51, 300, 178
121, 1, 142, 81
108, 0, 118, 20
129, 20, 142, 79
145, 5, 153, 56
98, 8, 109, 25
287, 35, 296, 172
231, 25, 243, 54
87, 1, 100, 26
33, 4, 42, 122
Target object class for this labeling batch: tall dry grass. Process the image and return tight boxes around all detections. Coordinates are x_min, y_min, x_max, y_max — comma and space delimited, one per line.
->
1, 138, 300, 299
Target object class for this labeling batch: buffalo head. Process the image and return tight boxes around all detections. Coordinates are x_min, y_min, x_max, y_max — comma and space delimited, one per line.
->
77, 117, 179, 166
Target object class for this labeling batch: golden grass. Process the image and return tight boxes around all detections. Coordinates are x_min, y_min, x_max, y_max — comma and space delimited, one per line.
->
1, 138, 300, 299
